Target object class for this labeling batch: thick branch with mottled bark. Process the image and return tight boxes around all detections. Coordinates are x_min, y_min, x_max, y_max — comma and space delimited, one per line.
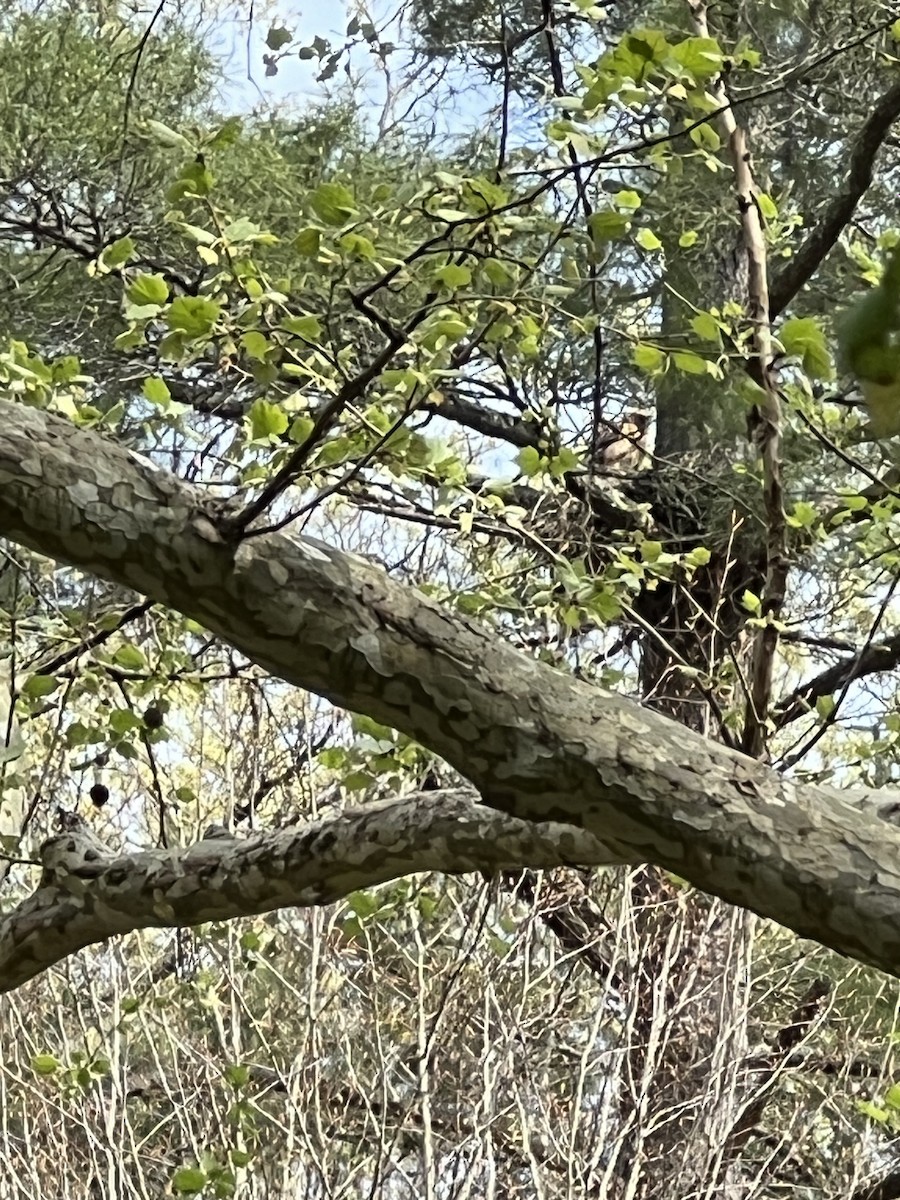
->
3, 400, 900, 978
0, 791, 617, 993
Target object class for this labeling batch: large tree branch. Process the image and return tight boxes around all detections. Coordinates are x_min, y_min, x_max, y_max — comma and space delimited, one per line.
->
2, 401, 900, 977
0, 791, 618, 993
768, 79, 900, 319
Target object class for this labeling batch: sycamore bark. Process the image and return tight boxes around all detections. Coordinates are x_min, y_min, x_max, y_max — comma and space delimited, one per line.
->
0, 400, 898, 985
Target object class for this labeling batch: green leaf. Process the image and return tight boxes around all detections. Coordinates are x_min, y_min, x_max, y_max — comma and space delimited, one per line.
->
614, 189, 642, 210
142, 376, 171, 406
52, 356, 82, 384
672, 350, 709, 375
167, 160, 214, 202
548, 447, 582, 477
172, 1168, 208, 1195
633, 343, 666, 372
679, 230, 699, 248
815, 695, 835, 720
420, 314, 469, 349
240, 332, 270, 362
224, 1064, 250, 1088
483, 258, 513, 286
780, 316, 834, 381
127, 274, 169, 307
670, 36, 724, 81
174, 222, 217, 246
157, 332, 186, 361
65, 721, 94, 748
113, 644, 148, 670
166, 297, 221, 338
294, 228, 322, 257
462, 176, 508, 212
742, 589, 761, 615
281, 314, 322, 340
348, 890, 379, 918
249, 399, 288, 440
109, 708, 143, 734
206, 117, 243, 150
588, 210, 631, 242
435, 263, 472, 289
857, 1100, 889, 1124
488, 934, 511, 958
31, 1055, 60, 1076
517, 446, 543, 477
756, 192, 778, 221
587, 589, 622, 623
605, 28, 670, 84
101, 237, 135, 268
690, 312, 721, 342
289, 416, 315, 444
220, 217, 259, 243
636, 228, 662, 251
309, 182, 357, 226
339, 232, 376, 259
22, 674, 60, 698
688, 123, 721, 151
786, 500, 818, 529
842, 493, 869, 512
266, 25, 292, 50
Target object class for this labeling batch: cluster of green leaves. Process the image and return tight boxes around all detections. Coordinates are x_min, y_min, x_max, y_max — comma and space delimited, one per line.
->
317, 714, 435, 794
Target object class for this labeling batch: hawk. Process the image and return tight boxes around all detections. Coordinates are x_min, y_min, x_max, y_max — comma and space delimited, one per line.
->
594, 410, 652, 472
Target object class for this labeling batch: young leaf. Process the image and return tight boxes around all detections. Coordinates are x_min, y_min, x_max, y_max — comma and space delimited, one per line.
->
780, 316, 834, 381
309, 182, 357, 226
249, 399, 289, 440
166, 297, 221, 338
127, 274, 169, 307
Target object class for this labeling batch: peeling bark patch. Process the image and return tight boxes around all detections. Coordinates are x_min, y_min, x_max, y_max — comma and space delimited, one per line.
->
350, 632, 386, 671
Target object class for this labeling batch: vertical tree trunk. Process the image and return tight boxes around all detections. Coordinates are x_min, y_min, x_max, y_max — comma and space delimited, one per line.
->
610, 204, 762, 1196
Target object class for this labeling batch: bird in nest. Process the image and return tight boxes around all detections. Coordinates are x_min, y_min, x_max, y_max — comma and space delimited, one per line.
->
593, 410, 652, 473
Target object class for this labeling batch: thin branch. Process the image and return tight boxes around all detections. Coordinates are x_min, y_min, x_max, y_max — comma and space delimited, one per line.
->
777, 573, 900, 769
774, 632, 900, 728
